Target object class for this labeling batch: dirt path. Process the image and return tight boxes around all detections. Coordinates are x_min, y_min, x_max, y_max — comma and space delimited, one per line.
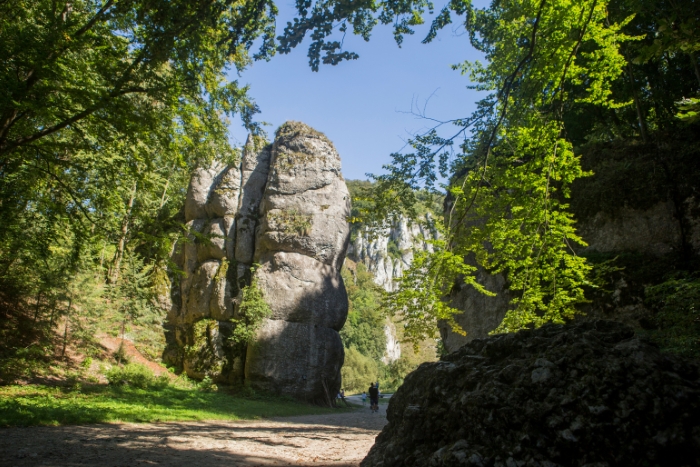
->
98, 334, 173, 378
0, 405, 388, 467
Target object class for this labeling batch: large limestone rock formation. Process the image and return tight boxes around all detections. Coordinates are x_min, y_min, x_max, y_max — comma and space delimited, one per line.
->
362, 320, 700, 467
164, 122, 350, 403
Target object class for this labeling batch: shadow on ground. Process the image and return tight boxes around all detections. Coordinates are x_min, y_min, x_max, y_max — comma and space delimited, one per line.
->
0, 408, 388, 467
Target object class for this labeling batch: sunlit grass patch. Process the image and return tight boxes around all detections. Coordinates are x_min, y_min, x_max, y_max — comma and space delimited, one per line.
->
0, 384, 348, 427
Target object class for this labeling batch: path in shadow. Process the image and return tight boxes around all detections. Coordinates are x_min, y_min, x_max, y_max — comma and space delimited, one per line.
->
0, 406, 389, 467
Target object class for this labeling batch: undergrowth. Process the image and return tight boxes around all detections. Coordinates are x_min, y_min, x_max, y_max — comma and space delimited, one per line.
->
0, 383, 345, 427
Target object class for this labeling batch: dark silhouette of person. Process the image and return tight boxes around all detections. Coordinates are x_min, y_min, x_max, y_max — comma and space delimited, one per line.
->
368, 382, 379, 413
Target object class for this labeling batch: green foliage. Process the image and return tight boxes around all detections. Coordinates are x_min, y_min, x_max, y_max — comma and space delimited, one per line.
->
229, 273, 272, 349
341, 346, 379, 394
340, 261, 438, 393
198, 376, 219, 392
677, 98, 700, 124
184, 319, 225, 377
383, 355, 419, 391
386, 234, 493, 343
345, 179, 443, 238
378, 0, 633, 340
0, 384, 342, 427
645, 275, 700, 358
104, 363, 168, 389
0, 0, 278, 376
340, 263, 386, 361
268, 210, 313, 236
386, 239, 403, 260
110, 254, 161, 333
279, 0, 700, 347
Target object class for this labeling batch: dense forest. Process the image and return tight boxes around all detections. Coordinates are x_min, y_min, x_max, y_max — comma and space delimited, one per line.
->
1, 0, 699, 402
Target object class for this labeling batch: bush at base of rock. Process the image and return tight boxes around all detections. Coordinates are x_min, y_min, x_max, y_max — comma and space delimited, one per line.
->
361, 320, 700, 467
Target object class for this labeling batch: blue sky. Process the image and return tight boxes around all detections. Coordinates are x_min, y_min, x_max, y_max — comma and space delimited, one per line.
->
229, 1, 487, 182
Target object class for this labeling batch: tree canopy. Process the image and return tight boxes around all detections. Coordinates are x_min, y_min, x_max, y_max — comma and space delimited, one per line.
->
276, 0, 700, 341
0, 0, 277, 375
1, 0, 699, 376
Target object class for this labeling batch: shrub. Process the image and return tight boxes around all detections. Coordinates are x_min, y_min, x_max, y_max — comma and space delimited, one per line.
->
104, 363, 167, 389
113, 343, 130, 365
645, 274, 700, 358
230, 275, 272, 349
198, 376, 218, 392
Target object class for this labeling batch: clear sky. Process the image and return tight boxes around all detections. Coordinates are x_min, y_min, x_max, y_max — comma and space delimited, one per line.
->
228, 1, 487, 182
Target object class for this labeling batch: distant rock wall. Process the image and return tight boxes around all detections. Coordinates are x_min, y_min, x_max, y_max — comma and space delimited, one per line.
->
348, 216, 436, 292
347, 215, 438, 363
164, 122, 351, 403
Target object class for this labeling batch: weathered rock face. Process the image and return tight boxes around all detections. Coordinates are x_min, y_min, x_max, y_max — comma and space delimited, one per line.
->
439, 132, 700, 353
362, 320, 700, 467
245, 122, 351, 403
348, 215, 437, 292
164, 122, 351, 402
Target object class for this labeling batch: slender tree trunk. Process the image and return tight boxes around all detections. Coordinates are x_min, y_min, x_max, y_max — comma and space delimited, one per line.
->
117, 314, 127, 365
110, 181, 137, 283
61, 297, 72, 358
33, 289, 43, 323
627, 62, 648, 143
48, 299, 57, 331
690, 54, 700, 89
159, 177, 170, 209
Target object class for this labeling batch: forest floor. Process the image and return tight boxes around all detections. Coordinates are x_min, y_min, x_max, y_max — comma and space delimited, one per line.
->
0, 404, 388, 467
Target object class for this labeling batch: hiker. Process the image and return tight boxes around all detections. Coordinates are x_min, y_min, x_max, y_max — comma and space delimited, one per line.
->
362, 392, 367, 406
368, 382, 379, 413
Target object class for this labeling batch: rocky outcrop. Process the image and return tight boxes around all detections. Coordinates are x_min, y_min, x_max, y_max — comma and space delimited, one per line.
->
164, 122, 350, 402
245, 122, 351, 403
382, 320, 402, 364
439, 131, 700, 353
362, 320, 700, 467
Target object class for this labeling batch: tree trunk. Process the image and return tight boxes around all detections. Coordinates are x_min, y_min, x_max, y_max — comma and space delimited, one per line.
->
117, 314, 127, 365
33, 289, 43, 323
627, 62, 648, 143
110, 181, 137, 283
159, 177, 170, 209
61, 297, 72, 358
48, 299, 57, 331
690, 54, 700, 89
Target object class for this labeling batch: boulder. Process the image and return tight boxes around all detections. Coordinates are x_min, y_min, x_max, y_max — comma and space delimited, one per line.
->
362, 320, 700, 467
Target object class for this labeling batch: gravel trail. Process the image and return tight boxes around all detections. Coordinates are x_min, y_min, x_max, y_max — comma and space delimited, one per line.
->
0, 405, 388, 467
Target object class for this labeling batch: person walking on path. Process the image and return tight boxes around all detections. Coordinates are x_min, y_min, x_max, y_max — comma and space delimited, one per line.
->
362, 392, 367, 406
368, 382, 379, 413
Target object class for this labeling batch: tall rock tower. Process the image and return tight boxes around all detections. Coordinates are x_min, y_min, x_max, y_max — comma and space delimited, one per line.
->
163, 122, 351, 404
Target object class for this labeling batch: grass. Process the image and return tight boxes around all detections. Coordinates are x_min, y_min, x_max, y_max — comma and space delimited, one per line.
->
0, 384, 350, 427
